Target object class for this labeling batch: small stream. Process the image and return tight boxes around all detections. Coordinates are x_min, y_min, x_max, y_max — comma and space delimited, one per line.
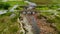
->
0, 5, 18, 15
0, 10, 8, 14
24, 1, 40, 34
26, 15, 40, 34
30, 16, 40, 34
10, 5, 18, 12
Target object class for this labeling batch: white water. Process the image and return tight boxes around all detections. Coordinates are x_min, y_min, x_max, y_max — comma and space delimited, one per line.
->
24, 1, 37, 10
0, 4, 18, 14
23, 16, 33, 34
0, 10, 8, 14
24, 1, 37, 6
10, 5, 18, 12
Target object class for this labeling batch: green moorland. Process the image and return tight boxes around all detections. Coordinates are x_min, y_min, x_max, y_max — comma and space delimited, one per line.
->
0, 1, 25, 34
0, 11, 20, 34
0, 0, 60, 34
36, 5, 60, 34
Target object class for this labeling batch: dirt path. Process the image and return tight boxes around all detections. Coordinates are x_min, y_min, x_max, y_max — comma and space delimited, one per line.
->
33, 14, 57, 34
20, 12, 57, 34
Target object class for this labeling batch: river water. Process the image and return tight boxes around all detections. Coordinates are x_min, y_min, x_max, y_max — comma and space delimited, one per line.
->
0, 5, 18, 14
26, 15, 40, 34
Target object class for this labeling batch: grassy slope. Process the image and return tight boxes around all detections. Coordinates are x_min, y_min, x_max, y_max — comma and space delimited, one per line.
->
37, 9, 60, 32
0, 1, 26, 34
6, 1, 27, 6
0, 1, 60, 34
0, 11, 21, 34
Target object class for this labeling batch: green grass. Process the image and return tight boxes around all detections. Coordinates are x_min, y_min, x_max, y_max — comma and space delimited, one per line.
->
0, 1, 27, 10
5, 1, 27, 6
0, 16, 19, 34
0, 1, 60, 34
37, 9, 60, 32
0, 11, 21, 34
